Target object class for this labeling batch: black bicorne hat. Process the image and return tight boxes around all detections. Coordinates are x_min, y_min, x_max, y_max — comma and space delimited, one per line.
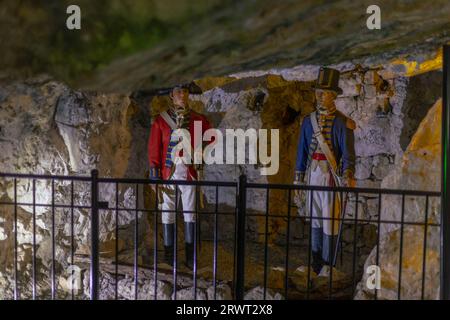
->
173, 81, 203, 94
312, 67, 343, 95
153, 81, 203, 96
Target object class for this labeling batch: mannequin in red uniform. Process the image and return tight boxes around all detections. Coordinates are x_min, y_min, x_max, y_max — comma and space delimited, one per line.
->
148, 84, 212, 269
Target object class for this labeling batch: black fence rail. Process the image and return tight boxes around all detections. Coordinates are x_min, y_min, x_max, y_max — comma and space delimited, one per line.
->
0, 170, 444, 300
242, 178, 441, 300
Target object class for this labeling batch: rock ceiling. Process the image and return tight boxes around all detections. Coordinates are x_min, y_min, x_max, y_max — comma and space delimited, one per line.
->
79, 0, 450, 92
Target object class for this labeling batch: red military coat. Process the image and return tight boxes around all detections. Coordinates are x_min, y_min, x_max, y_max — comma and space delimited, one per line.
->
148, 111, 212, 181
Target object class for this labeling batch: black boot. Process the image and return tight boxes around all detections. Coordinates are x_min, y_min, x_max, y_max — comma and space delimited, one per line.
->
163, 224, 174, 266
312, 251, 324, 275
185, 243, 194, 269
184, 222, 195, 269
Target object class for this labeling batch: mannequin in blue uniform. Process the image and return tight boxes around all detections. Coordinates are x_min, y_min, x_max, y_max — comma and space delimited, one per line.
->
294, 67, 356, 276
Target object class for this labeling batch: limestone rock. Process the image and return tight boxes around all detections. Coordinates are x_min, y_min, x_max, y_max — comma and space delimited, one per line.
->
0, 78, 150, 298
85, 275, 173, 300
355, 226, 439, 300
355, 157, 372, 180
355, 99, 442, 300
389, 77, 409, 116
173, 287, 207, 300
364, 70, 381, 85
371, 154, 395, 180
291, 266, 316, 290
207, 284, 233, 300
0, 57, 442, 299
244, 286, 284, 300
379, 99, 441, 235
344, 196, 368, 221
335, 97, 356, 118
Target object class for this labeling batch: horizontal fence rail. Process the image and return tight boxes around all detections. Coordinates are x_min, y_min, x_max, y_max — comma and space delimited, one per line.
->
0, 171, 443, 300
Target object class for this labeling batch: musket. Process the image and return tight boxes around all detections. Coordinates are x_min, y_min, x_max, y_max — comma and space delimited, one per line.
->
331, 174, 351, 267
195, 168, 206, 209
194, 167, 206, 252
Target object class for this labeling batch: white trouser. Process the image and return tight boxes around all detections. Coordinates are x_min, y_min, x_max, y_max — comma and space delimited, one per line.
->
161, 164, 196, 224
306, 159, 341, 236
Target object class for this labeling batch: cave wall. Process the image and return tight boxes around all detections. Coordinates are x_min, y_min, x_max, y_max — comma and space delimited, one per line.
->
0, 76, 150, 298
355, 99, 442, 300
173, 65, 413, 244
0, 55, 442, 298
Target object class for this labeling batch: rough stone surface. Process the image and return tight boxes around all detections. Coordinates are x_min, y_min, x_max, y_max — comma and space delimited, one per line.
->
0, 78, 150, 299
74, 1, 450, 92
244, 286, 284, 300
355, 99, 441, 300
207, 284, 233, 300
173, 287, 208, 301
379, 99, 441, 235
0, 61, 443, 299
118, 277, 172, 300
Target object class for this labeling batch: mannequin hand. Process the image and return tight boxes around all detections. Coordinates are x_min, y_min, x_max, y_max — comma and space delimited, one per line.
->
293, 171, 306, 199
349, 178, 356, 188
149, 168, 161, 193
341, 170, 356, 188
293, 179, 306, 201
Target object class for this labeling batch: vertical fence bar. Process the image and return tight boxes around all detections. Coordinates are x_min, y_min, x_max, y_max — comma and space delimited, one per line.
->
193, 184, 199, 300
233, 184, 237, 292
284, 189, 291, 299
421, 195, 429, 300
263, 187, 269, 299
14, 178, 18, 300
173, 186, 178, 301
441, 44, 450, 300
115, 181, 119, 300
70, 181, 75, 300
32, 178, 36, 300
90, 169, 100, 300
134, 183, 139, 300
213, 185, 219, 300
234, 174, 247, 300
51, 179, 56, 300
153, 183, 158, 301
306, 189, 313, 300
397, 194, 406, 300
351, 192, 359, 296
329, 190, 336, 300
375, 192, 382, 300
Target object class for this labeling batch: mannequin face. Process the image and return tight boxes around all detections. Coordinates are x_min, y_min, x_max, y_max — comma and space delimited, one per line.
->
315, 89, 337, 109
170, 87, 189, 109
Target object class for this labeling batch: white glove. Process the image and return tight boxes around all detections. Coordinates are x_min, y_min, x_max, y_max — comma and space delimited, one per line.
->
293, 171, 305, 186
293, 171, 307, 206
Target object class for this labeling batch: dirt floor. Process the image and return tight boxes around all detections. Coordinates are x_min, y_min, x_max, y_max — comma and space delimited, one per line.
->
112, 232, 362, 299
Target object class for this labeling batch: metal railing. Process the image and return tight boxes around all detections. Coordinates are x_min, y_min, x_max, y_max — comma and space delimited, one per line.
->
0, 170, 444, 300
241, 177, 441, 300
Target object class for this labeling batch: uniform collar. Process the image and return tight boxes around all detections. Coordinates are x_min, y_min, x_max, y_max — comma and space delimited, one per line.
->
316, 103, 336, 116
168, 105, 190, 128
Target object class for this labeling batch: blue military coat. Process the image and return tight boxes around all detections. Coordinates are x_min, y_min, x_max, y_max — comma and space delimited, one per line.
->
295, 111, 356, 177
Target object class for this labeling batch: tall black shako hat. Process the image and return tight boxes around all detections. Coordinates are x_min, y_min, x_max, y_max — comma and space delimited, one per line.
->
312, 67, 343, 95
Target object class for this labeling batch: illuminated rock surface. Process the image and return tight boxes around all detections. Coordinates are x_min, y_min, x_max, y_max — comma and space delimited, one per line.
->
355, 100, 441, 300
0, 58, 444, 299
